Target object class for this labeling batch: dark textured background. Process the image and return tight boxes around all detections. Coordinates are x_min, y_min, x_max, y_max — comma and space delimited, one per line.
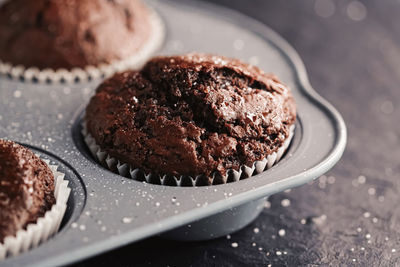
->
75, 0, 400, 266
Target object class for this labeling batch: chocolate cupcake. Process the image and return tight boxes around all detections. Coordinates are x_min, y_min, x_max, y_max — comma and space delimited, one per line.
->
0, 139, 70, 259
0, 139, 55, 243
84, 54, 296, 186
0, 0, 164, 82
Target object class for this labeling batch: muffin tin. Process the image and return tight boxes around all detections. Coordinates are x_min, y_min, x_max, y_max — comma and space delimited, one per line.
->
0, 0, 346, 266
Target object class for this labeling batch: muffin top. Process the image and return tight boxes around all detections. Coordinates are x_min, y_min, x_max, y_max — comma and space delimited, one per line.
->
85, 54, 296, 178
0, 0, 151, 69
0, 139, 55, 243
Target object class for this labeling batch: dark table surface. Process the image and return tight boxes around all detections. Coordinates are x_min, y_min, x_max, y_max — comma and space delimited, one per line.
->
75, 0, 400, 266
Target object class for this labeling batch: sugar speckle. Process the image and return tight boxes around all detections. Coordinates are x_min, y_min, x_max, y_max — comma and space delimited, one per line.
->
364, 212, 371, 218
264, 201, 271, 209
276, 251, 282, 256
392, 249, 396, 253
233, 39, 245, 50
71, 222, 78, 229
380, 100, 394, 114
312, 214, 327, 225
278, 229, 286, 237
83, 87, 92, 95
281, 198, 291, 207
347, 1, 367, 21
13, 90, 21, 98
231, 242, 238, 248
226, 234, 231, 240
368, 187, 376, 195
253, 227, 260, 234
314, 0, 335, 18
249, 56, 259, 66
365, 233, 371, 239
358, 175, 366, 184
122, 217, 133, 224
357, 227, 362, 232
79, 224, 86, 231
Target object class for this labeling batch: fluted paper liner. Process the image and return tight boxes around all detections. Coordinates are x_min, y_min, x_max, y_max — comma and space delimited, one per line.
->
0, 159, 71, 260
0, 8, 164, 83
82, 120, 295, 186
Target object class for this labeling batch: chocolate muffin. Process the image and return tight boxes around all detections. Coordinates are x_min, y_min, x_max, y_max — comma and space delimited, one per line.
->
0, 139, 55, 243
85, 54, 296, 184
0, 0, 153, 69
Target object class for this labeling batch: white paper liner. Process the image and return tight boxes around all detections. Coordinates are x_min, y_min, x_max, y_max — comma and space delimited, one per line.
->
0, 159, 71, 260
82, 120, 295, 186
0, 7, 165, 83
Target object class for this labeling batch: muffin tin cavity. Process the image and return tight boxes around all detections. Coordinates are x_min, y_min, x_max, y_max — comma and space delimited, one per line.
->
71, 115, 99, 166
22, 144, 86, 232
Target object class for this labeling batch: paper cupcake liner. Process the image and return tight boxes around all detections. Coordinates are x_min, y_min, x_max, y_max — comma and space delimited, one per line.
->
0, 159, 71, 260
0, 7, 165, 83
82, 120, 295, 186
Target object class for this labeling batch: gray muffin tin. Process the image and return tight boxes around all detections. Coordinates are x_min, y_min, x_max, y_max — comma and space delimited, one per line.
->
0, 0, 346, 266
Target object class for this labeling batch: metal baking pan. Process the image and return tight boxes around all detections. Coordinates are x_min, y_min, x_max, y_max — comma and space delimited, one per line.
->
0, 0, 346, 266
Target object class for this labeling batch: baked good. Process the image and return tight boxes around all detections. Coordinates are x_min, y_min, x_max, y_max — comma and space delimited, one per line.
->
0, 139, 55, 243
85, 54, 296, 184
0, 0, 152, 69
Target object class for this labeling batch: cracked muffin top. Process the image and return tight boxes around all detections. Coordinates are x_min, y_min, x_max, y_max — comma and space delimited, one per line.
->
0, 139, 55, 243
85, 54, 296, 178
0, 0, 151, 69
